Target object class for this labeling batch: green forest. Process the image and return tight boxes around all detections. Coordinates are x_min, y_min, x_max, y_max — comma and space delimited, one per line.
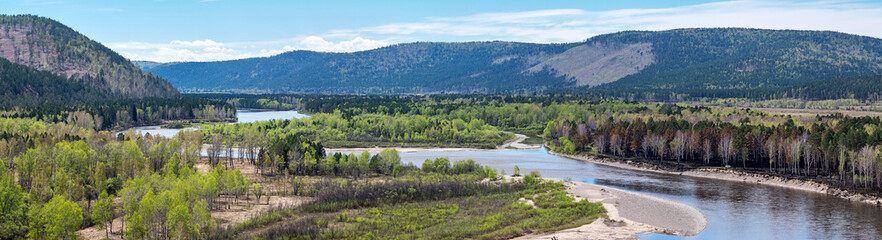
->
3, 98, 236, 131
200, 113, 514, 149
0, 112, 599, 239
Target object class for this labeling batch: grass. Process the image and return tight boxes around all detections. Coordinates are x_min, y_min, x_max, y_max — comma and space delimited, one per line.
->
240, 180, 606, 240
160, 121, 195, 128
521, 136, 544, 145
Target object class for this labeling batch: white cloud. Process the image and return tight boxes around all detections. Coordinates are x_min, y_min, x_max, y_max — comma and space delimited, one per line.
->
170, 39, 223, 47
110, 37, 388, 62
291, 36, 388, 52
361, 0, 882, 43
106, 0, 882, 62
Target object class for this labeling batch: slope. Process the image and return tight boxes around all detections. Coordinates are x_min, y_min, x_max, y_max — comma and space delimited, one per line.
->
591, 28, 882, 100
147, 42, 584, 94
0, 57, 106, 106
0, 15, 180, 99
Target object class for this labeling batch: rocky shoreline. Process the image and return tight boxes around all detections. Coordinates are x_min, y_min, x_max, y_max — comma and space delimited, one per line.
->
550, 151, 882, 206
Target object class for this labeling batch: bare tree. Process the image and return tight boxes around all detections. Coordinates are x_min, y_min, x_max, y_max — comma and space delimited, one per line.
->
718, 133, 733, 166
671, 131, 687, 164
647, 134, 667, 161
610, 133, 623, 156
208, 133, 223, 166
703, 139, 713, 165
593, 135, 607, 154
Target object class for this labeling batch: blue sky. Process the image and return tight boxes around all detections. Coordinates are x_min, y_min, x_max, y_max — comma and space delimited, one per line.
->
3, 0, 881, 62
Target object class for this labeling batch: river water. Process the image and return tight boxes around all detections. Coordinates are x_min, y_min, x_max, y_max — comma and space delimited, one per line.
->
333, 148, 882, 240
131, 111, 882, 239
123, 110, 309, 138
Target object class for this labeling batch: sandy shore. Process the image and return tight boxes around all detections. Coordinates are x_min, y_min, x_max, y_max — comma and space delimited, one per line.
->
325, 132, 541, 153
552, 151, 882, 206
514, 180, 707, 240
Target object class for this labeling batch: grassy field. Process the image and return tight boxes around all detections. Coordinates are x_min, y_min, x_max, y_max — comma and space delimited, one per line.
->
232, 177, 605, 240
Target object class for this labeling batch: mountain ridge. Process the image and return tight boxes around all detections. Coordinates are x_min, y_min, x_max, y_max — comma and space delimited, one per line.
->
0, 14, 180, 99
140, 28, 882, 98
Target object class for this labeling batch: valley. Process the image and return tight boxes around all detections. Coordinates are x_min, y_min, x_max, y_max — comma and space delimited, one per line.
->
2, 5, 882, 240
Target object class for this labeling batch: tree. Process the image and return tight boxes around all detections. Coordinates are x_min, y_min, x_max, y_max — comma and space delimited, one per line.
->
671, 131, 687, 164
207, 133, 224, 166
91, 162, 107, 206
719, 133, 733, 166
251, 183, 263, 204
166, 200, 191, 240
28, 195, 83, 240
124, 211, 146, 240
92, 191, 114, 238
358, 151, 371, 176
377, 149, 401, 175
0, 168, 28, 239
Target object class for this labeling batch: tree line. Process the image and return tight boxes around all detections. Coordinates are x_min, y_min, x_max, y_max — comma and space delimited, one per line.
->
200, 112, 514, 149
3, 98, 236, 131
544, 103, 882, 191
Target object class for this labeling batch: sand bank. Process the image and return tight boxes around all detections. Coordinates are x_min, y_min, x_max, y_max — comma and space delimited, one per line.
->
514, 180, 707, 240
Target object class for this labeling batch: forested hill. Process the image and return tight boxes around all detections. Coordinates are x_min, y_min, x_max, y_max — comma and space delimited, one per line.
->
145, 42, 580, 94
778, 75, 882, 101
0, 57, 106, 106
142, 28, 882, 97
589, 28, 882, 100
0, 15, 180, 99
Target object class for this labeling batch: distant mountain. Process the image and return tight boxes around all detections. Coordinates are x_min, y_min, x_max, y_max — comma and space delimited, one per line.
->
141, 28, 882, 98
132, 60, 165, 71
588, 28, 882, 100
0, 15, 180, 99
145, 42, 581, 94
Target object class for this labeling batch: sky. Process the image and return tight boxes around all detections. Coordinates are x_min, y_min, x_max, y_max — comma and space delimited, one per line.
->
2, 0, 882, 62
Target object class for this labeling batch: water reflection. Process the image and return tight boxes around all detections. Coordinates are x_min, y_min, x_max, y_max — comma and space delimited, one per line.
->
327, 148, 882, 240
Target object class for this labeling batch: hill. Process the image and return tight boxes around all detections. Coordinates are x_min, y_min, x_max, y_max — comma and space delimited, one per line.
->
145, 42, 581, 94
0, 57, 106, 106
142, 28, 882, 98
777, 75, 882, 101
0, 15, 180, 99
588, 28, 882, 100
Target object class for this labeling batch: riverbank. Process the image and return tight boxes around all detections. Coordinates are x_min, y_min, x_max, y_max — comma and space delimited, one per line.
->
550, 151, 882, 206
514, 180, 707, 239
325, 133, 541, 153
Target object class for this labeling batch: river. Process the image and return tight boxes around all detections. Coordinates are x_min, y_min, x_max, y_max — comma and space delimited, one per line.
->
129, 110, 882, 239
122, 110, 309, 138
332, 148, 882, 240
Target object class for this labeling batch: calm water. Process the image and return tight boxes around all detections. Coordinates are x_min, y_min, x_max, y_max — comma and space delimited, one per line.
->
124, 110, 308, 138
333, 148, 882, 240
235, 110, 309, 124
